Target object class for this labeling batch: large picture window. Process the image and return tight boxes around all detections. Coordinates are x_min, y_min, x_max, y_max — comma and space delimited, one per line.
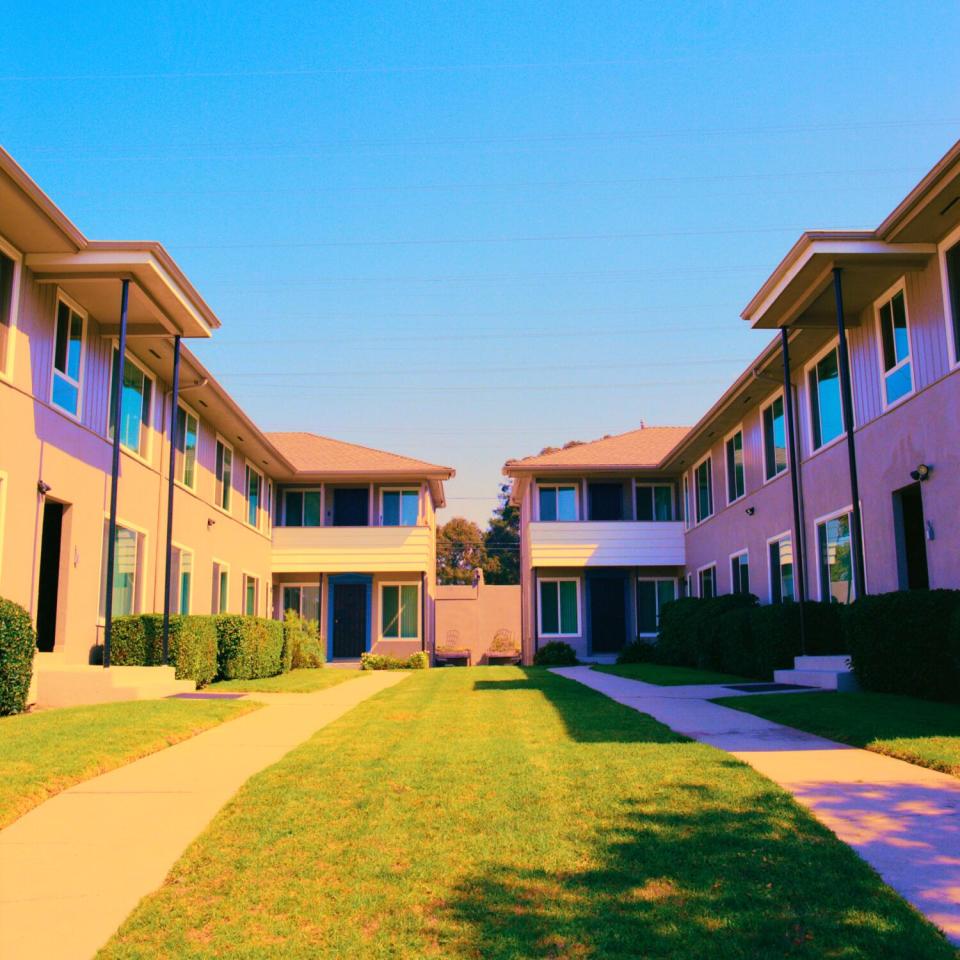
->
636, 484, 673, 521
808, 346, 843, 450
769, 535, 795, 603
876, 285, 913, 406
382, 489, 419, 526
818, 512, 854, 604
538, 484, 577, 521
762, 395, 787, 480
539, 578, 579, 637
109, 349, 154, 458
381, 583, 419, 640
725, 429, 744, 503
637, 578, 676, 635
694, 457, 713, 523
52, 297, 85, 417
99, 520, 144, 619
175, 406, 199, 489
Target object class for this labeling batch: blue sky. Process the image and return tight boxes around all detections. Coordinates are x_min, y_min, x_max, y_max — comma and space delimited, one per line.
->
4, 2, 960, 523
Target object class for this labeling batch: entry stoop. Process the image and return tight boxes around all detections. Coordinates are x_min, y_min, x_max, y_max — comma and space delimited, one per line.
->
32, 654, 196, 708
774, 655, 859, 692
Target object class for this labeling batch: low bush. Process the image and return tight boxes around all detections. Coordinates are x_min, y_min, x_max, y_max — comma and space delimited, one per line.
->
847, 590, 960, 702
533, 641, 578, 667
0, 597, 35, 716
215, 616, 284, 681
360, 651, 429, 670
111, 614, 218, 687
282, 612, 325, 670
616, 639, 657, 664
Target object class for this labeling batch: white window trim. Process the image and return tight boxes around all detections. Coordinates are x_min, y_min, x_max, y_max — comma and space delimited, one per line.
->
379, 580, 422, 642
729, 548, 749, 595
242, 571, 260, 616
723, 424, 746, 505
760, 389, 788, 484
174, 399, 201, 491
108, 343, 157, 464
635, 482, 676, 521
280, 486, 324, 526
812, 505, 858, 603
280, 580, 322, 620
696, 562, 717, 599
170, 541, 194, 614
50, 290, 88, 422
244, 462, 264, 530
0, 470, 7, 584
97, 513, 149, 625
537, 576, 581, 638
212, 558, 230, 614
874, 277, 915, 411
938, 220, 960, 372
0, 233, 23, 384
379, 486, 422, 527
803, 337, 847, 456
214, 435, 234, 516
636, 576, 678, 636
766, 529, 793, 605
535, 482, 580, 522
691, 453, 714, 525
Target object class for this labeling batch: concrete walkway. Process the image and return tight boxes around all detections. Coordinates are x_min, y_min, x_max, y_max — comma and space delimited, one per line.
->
555, 666, 960, 945
0, 671, 407, 960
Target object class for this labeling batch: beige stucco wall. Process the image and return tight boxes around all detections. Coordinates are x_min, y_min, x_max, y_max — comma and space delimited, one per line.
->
435, 578, 521, 665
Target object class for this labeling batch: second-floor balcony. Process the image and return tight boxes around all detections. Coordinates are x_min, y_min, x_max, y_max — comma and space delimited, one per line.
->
528, 520, 685, 568
271, 524, 432, 574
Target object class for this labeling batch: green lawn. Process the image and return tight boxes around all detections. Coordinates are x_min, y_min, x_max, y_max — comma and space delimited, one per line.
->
100, 668, 953, 959
210, 668, 365, 694
714, 691, 960, 777
0, 698, 259, 828
593, 662, 752, 686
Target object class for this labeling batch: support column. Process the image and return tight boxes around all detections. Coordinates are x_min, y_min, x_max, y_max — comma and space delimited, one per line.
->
780, 327, 807, 653
103, 279, 130, 668
532, 571, 540, 656
161, 335, 182, 664
832, 268, 868, 599
420, 571, 427, 653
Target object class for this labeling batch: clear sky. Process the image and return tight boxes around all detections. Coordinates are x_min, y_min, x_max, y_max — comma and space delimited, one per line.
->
3, 2, 959, 523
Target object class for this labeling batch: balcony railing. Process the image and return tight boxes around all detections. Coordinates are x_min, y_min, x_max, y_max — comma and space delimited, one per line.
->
271, 525, 432, 573
528, 520, 685, 567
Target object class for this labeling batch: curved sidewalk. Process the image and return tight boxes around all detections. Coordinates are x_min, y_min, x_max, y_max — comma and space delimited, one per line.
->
0, 672, 408, 960
554, 666, 960, 946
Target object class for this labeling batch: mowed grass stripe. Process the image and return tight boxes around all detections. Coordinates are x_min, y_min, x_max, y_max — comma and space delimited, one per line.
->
99, 668, 955, 959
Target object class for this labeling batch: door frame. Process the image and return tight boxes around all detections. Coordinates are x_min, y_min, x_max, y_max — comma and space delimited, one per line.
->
585, 569, 630, 655
327, 574, 372, 660
36, 499, 67, 653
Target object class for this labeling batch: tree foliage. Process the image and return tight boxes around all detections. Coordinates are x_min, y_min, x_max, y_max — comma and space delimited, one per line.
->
437, 516, 487, 584
483, 482, 520, 585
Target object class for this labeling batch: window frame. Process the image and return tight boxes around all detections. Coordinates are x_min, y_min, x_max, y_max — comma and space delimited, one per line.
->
380, 487, 421, 527
245, 462, 264, 530
803, 337, 846, 454
696, 563, 717, 599
636, 576, 677, 636
0, 233, 23, 383
723, 425, 745, 505
97, 514, 148, 624
50, 290, 88, 421
214, 435, 234, 514
682, 474, 691, 530
281, 581, 322, 622
174, 400, 201, 491
814, 505, 857, 604
169, 541, 194, 615
281, 486, 324, 527
635, 483, 675, 522
212, 559, 230, 614
766, 530, 795, 605
0, 470, 7, 584
692, 453, 713, 525
729, 549, 750, 595
938, 220, 960, 371
108, 344, 156, 462
761, 390, 788, 483
537, 576, 581, 638
242, 572, 259, 616
379, 580, 422, 641
874, 278, 915, 410
536, 483, 579, 522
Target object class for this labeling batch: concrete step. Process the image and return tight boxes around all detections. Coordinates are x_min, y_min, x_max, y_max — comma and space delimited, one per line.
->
33, 663, 196, 708
794, 655, 852, 671
773, 667, 859, 692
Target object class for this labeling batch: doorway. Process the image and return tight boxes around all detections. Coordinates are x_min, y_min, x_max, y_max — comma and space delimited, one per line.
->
588, 575, 628, 653
36, 501, 65, 652
893, 482, 929, 589
588, 483, 624, 521
331, 581, 368, 658
332, 488, 369, 526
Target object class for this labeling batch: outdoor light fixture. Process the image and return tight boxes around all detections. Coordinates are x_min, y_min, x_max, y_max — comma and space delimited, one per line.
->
37, 480, 52, 495
207, 518, 216, 528
745, 506, 755, 516
910, 463, 932, 482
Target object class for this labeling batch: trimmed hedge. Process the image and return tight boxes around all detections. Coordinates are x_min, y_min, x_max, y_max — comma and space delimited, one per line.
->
847, 590, 960, 702
215, 615, 285, 680
616, 639, 657, 664
111, 614, 218, 687
656, 594, 759, 669
360, 651, 429, 670
1, 597, 35, 716
533, 640, 578, 667
282, 611, 325, 670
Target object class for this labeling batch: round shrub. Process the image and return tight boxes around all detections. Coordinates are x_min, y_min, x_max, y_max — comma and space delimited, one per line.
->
617, 639, 657, 664
0, 597, 35, 716
533, 641, 578, 666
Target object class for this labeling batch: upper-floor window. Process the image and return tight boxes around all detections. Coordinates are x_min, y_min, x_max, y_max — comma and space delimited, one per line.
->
284, 489, 322, 526
382, 488, 419, 526
0, 239, 20, 379
215, 438, 233, 512
730, 551, 750, 594
698, 564, 716, 599
682, 474, 691, 530
769, 534, 795, 603
636, 484, 673, 521
538, 484, 577, 521
876, 284, 913, 407
944, 234, 960, 366
245, 464, 263, 528
175, 405, 199, 489
808, 344, 843, 450
51, 296, 85, 418
588, 482, 624, 521
694, 457, 713, 523
109, 348, 154, 459
332, 487, 369, 526
762, 394, 787, 481
725, 429, 744, 503
817, 511, 854, 604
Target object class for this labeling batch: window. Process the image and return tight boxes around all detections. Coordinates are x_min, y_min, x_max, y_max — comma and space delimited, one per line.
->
243, 574, 259, 615
682, 475, 691, 529
698, 565, 716, 599
944, 233, 960, 365
769, 535, 795, 603
808, 345, 844, 450
246, 465, 262, 528
99, 520, 144, 619
381, 583, 420, 640
382, 489, 419, 526
762, 395, 787, 480
266, 481, 273, 535
212, 562, 229, 613
284, 489, 322, 526
175, 405, 199, 488
636, 484, 673, 521
169, 545, 193, 614
538, 484, 577, 521
725, 429, 745, 503
539, 578, 579, 637
694, 457, 713, 523
876, 284, 913, 406
215, 439, 233, 512
51, 297, 85, 417
637, 578, 676, 635
109, 349, 154, 458
730, 551, 750, 594
0, 471, 7, 584
818, 512, 854, 604
282, 584, 321, 622
0, 239, 20, 379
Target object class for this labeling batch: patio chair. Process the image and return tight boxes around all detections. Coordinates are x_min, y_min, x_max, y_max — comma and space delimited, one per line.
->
485, 628, 521, 665
434, 629, 472, 667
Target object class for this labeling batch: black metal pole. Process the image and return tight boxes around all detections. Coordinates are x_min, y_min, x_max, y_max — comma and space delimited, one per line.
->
780, 327, 808, 653
161, 335, 181, 664
103, 278, 130, 668
832, 268, 867, 599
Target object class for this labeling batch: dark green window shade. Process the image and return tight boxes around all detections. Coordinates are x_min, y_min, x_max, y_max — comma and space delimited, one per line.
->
285, 491, 303, 526
948, 241, 960, 363
559, 581, 578, 634
381, 586, 400, 637
540, 581, 559, 634
637, 581, 657, 633
303, 492, 322, 526
400, 585, 419, 637
539, 487, 557, 521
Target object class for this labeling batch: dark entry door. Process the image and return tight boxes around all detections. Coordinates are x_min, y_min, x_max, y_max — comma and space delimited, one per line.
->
895, 483, 929, 589
332, 583, 367, 658
588, 483, 623, 521
333, 488, 369, 526
590, 576, 627, 653
36, 501, 64, 652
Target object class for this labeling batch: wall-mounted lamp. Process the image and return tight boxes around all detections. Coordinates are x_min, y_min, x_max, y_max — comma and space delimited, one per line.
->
745, 506, 755, 516
37, 480, 52, 495
207, 518, 216, 528
910, 463, 932, 482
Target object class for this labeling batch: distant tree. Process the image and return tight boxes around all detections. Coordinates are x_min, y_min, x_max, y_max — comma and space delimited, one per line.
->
483, 482, 520, 585
437, 517, 487, 584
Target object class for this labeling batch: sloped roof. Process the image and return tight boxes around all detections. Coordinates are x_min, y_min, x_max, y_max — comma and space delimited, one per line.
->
266, 431, 454, 478
505, 425, 690, 473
